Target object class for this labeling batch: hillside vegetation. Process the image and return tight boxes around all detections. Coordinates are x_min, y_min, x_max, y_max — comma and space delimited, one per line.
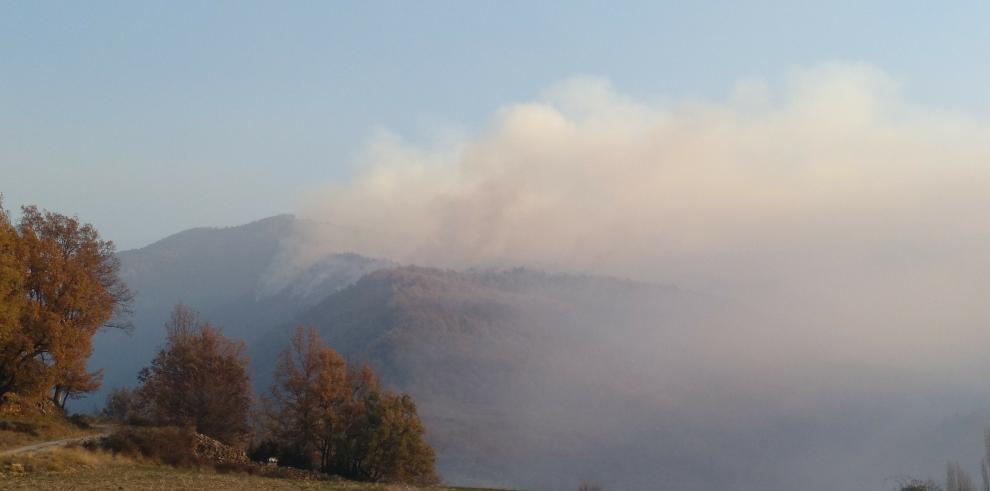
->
2, 206, 441, 488
0, 412, 94, 452
0, 446, 504, 491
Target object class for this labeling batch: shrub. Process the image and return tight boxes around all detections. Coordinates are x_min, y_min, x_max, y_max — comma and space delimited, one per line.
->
247, 439, 310, 470
98, 426, 206, 468
899, 479, 943, 491
68, 413, 93, 429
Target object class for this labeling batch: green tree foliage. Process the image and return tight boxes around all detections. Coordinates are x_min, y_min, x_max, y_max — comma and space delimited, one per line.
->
263, 326, 438, 484
135, 304, 253, 447
0, 202, 130, 405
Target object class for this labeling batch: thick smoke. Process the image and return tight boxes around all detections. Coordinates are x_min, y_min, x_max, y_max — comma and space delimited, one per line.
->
289, 62, 990, 371
257, 62, 990, 489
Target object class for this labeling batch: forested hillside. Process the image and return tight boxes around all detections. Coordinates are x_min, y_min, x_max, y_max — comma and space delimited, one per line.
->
88, 216, 990, 491
91, 215, 392, 409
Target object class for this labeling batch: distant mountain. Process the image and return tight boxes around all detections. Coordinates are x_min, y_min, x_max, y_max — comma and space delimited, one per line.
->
117, 214, 295, 315
89, 216, 990, 491
89, 215, 392, 410
249, 265, 732, 489
249, 266, 989, 491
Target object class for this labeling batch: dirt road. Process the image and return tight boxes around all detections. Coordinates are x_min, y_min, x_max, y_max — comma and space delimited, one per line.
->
0, 425, 111, 457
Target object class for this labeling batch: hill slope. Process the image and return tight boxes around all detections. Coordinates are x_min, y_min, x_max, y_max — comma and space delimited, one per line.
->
90, 216, 990, 491
251, 266, 990, 491
89, 216, 391, 409
251, 266, 738, 489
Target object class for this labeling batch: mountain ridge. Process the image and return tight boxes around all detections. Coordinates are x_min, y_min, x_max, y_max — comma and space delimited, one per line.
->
86, 215, 983, 491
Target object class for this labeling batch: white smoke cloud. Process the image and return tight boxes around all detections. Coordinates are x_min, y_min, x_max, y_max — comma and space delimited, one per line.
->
292, 61, 990, 367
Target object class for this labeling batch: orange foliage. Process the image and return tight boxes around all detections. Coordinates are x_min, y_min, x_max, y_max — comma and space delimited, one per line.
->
135, 304, 253, 447
263, 326, 437, 484
0, 202, 130, 406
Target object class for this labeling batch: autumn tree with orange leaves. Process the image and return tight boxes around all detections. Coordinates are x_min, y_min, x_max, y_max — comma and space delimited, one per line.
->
264, 326, 350, 470
135, 304, 253, 447
0, 202, 131, 407
262, 326, 438, 484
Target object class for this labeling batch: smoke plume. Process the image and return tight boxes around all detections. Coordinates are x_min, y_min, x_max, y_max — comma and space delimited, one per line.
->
288, 61, 990, 370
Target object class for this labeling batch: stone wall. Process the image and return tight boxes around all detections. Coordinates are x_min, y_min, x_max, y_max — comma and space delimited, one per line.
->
191, 433, 249, 465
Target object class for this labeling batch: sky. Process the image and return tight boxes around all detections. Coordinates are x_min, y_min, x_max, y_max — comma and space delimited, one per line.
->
1, 1, 988, 250
8, 5, 990, 487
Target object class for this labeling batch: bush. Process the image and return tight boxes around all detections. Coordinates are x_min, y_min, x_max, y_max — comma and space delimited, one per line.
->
98, 426, 206, 468
68, 413, 93, 429
247, 439, 310, 470
899, 479, 943, 491
0, 420, 38, 436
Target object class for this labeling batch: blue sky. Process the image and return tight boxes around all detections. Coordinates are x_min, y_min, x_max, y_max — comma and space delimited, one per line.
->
1, 1, 987, 249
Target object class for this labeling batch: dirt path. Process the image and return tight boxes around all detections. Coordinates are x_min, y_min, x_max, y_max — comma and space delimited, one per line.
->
0, 425, 112, 457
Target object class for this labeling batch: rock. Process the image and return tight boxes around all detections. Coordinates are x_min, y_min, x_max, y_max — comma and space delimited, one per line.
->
191, 433, 249, 465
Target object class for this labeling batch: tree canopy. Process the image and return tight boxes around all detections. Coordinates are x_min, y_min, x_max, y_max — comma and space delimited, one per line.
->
135, 304, 253, 447
262, 326, 438, 484
0, 202, 131, 406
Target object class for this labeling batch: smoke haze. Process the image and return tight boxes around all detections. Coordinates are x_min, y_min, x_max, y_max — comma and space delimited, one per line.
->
95, 62, 990, 490
257, 65, 990, 490
286, 62, 990, 371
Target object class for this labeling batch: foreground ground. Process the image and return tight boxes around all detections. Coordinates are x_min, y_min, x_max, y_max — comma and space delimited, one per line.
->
0, 413, 98, 452
2, 464, 473, 490
0, 446, 508, 491
0, 413, 509, 490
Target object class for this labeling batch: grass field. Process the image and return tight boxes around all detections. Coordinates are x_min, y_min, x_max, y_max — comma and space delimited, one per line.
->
0, 416, 512, 490
0, 414, 95, 452
0, 447, 510, 491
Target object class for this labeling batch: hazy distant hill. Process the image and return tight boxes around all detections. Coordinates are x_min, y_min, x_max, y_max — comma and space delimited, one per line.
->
94, 214, 727, 488
249, 266, 990, 491
249, 265, 732, 489
88, 216, 990, 491
89, 215, 392, 410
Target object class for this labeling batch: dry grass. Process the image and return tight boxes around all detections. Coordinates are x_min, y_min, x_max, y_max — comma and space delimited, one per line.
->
0, 414, 94, 451
0, 446, 510, 490
1, 445, 131, 473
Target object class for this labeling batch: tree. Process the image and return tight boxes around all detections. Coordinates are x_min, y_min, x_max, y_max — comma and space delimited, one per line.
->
264, 326, 438, 484
265, 326, 350, 471
136, 304, 253, 447
53, 351, 103, 407
101, 387, 137, 422
0, 202, 28, 401
356, 391, 437, 484
0, 204, 131, 404
0, 201, 22, 330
